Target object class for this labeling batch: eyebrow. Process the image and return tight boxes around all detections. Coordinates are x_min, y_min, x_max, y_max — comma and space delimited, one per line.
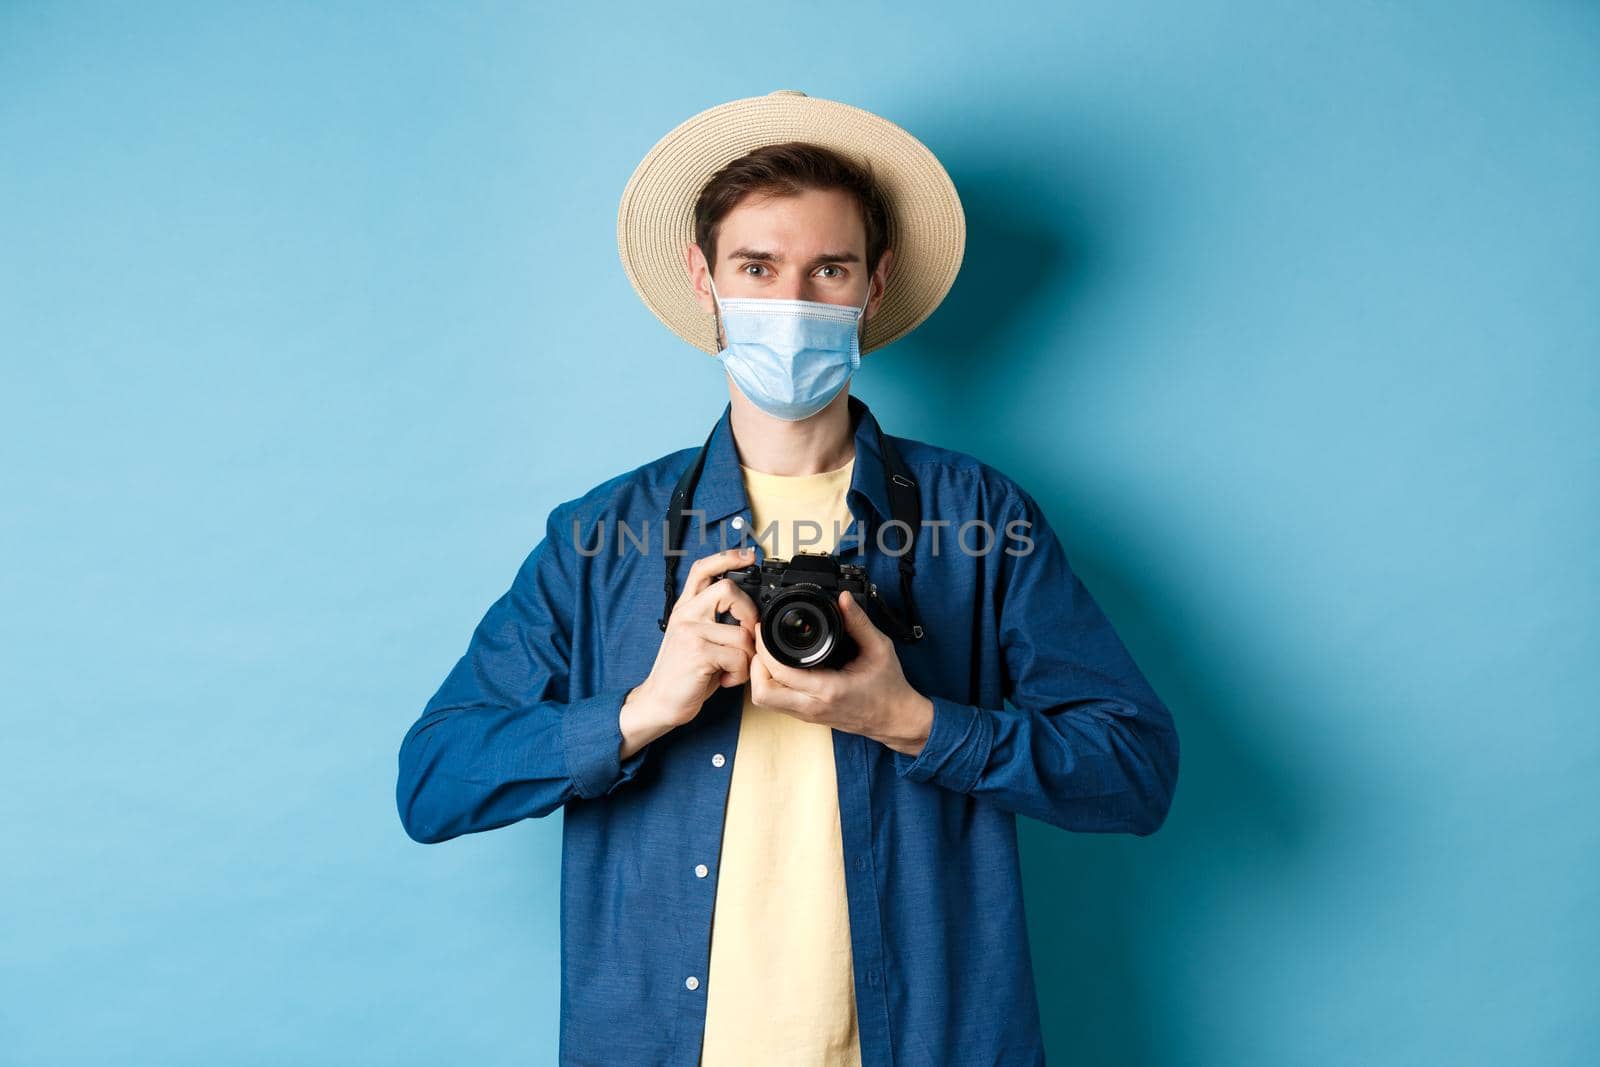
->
725, 247, 862, 267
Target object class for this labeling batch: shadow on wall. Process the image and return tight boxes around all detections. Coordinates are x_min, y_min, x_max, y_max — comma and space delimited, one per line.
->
1017, 568, 1315, 1066
902, 158, 1321, 1064
891, 161, 1078, 431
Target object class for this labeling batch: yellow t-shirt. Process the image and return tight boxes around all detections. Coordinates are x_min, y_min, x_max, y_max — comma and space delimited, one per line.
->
700, 456, 862, 1067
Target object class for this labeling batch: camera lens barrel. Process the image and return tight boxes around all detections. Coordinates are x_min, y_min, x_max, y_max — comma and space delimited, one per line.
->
761, 587, 859, 669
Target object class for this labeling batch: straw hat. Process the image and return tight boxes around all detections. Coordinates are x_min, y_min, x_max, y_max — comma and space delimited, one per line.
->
616, 89, 966, 356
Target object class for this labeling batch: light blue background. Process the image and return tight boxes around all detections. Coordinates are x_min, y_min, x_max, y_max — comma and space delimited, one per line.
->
3, 3, 1595, 1064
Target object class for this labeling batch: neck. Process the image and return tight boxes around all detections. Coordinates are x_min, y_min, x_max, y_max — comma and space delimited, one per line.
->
727, 385, 856, 475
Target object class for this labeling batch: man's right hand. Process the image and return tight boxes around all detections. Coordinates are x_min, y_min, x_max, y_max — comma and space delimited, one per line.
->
620, 547, 760, 751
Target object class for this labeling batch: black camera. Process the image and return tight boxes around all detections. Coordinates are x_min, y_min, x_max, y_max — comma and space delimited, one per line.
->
714, 551, 874, 670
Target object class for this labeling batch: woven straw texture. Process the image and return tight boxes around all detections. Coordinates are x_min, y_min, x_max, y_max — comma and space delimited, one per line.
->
616, 90, 966, 356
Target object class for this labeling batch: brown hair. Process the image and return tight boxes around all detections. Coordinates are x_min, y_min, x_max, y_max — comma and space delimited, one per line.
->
692, 141, 893, 276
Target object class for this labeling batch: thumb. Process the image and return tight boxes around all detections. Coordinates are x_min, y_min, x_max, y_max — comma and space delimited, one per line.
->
838, 589, 885, 648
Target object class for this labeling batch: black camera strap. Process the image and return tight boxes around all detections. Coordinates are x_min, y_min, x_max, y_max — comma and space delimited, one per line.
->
658, 419, 716, 631
657, 407, 926, 643
877, 434, 927, 642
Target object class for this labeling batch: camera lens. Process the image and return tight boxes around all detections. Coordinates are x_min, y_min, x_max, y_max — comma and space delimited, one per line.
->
777, 605, 821, 651
764, 592, 837, 667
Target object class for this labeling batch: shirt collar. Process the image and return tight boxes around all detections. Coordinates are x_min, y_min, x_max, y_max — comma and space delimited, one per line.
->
690, 393, 895, 529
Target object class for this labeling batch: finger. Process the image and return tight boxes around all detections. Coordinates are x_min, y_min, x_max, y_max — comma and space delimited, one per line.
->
748, 652, 772, 702
753, 618, 826, 696
686, 577, 760, 632
749, 653, 818, 715
701, 639, 751, 683
688, 619, 756, 656
838, 589, 889, 652
709, 578, 761, 633
681, 548, 755, 609
683, 546, 757, 600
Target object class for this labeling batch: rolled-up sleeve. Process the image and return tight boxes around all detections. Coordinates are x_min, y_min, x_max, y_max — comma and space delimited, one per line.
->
396, 504, 652, 844
892, 487, 1179, 836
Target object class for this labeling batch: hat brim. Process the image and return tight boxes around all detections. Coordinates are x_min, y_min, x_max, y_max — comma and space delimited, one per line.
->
616, 91, 966, 356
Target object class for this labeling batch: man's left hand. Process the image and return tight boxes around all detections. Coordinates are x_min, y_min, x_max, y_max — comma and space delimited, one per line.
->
750, 589, 934, 757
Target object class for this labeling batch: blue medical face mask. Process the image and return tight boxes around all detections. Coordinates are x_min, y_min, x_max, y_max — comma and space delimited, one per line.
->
708, 274, 871, 421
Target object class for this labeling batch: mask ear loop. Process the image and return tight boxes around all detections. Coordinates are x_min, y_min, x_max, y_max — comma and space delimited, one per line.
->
849, 277, 873, 367
707, 273, 726, 353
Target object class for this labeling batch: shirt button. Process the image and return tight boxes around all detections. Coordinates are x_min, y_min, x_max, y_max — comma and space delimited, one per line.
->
711, 753, 726, 767
694, 864, 709, 878
685, 975, 700, 990
730, 516, 745, 530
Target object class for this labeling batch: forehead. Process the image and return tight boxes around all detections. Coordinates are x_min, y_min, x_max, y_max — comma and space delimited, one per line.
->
715, 187, 866, 258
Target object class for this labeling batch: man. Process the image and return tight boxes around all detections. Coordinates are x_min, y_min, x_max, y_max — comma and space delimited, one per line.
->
397, 90, 1179, 1067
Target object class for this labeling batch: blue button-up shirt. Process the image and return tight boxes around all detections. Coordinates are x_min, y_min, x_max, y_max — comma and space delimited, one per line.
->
396, 393, 1179, 1066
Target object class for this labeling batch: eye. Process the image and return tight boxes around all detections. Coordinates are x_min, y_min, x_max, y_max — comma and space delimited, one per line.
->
741, 263, 768, 276
816, 265, 844, 278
